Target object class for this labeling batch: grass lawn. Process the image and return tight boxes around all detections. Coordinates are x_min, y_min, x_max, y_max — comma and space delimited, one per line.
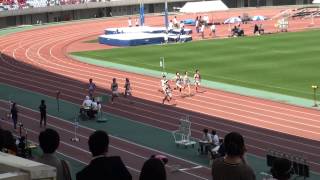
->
72, 30, 320, 100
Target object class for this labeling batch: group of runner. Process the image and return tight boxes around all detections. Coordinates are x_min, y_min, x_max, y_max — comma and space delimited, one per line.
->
89, 69, 200, 105
161, 69, 201, 104
110, 78, 132, 104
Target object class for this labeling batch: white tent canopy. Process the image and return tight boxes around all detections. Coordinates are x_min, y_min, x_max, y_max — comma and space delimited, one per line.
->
313, 0, 320, 3
180, 0, 229, 13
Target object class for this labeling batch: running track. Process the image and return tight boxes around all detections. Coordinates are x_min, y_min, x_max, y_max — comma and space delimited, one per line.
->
0, 8, 320, 177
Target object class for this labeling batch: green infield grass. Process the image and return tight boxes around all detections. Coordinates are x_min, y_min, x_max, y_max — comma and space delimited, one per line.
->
72, 30, 320, 100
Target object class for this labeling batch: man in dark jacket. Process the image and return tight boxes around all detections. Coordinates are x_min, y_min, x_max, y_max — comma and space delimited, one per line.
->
39, 100, 47, 128
76, 130, 132, 180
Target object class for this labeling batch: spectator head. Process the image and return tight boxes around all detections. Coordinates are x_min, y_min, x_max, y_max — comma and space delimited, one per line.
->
139, 157, 166, 180
88, 130, 109, 157
271, 158, 292, 180
203, 128, 208, 134
224, 132, 246, 157
41, 99, 45, 104
150, 154, 168, 165
211, 130, 216, 135
39, 129, 60, 154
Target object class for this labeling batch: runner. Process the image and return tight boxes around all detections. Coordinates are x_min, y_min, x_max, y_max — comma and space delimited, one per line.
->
194, 69, 201, 92
183, 71, 191, 96
88, 78, 96, 98
124, 78, 132, 97
110, 78, 119, 104
160, 75, 167, 93
162, 84, 173, 104
173, 72, 183, 93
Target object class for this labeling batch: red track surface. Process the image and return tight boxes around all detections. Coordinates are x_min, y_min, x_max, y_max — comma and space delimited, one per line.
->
1, 7, 320, 178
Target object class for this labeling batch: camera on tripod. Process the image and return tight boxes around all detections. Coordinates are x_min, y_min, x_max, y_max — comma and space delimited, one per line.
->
16, 122, 32, 158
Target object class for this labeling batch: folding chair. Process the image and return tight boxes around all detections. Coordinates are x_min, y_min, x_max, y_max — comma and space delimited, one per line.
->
172, 116, 196, 148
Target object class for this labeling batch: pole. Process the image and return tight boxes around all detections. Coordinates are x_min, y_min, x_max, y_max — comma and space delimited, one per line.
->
312, 85, 318, 107
71, 117, 79, 142
313, 88, 318, 107
164, 0, 169, 32
56, 90, 60, 112
160, 57, 165, 73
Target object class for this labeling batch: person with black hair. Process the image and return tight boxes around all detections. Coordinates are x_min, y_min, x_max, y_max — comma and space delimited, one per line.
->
39, 100, 47, 128
199, 128, 212, 155
139, 157, 167, 180
77, 130, 131, 180
270, 158, 292, 180
36, 128, 71, 180
10, 102, 18, 129
211, 132, 256, 180
0, 130, 17, 155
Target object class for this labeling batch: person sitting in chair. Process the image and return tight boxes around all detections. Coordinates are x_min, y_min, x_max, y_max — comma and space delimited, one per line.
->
80, 96, 92, 115
91, 99, 102, 118
198, 129, 212, 155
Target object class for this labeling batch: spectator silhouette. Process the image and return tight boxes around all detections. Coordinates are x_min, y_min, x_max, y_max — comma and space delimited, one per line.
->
36, 128, 71, 180
10, 102, 18, 129
270, 158, 292, 180
211, 132, 256, 180
39, 100, 47, 127
77, 130, 132, 180
139, 157, 166, 180
0, 129, 17, 155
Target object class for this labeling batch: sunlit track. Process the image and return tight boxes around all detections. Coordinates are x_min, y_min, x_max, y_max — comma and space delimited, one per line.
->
1, 9, 320, 174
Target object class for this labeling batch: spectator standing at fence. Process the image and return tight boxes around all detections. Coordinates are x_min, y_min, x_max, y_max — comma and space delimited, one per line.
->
36, 129, 72, 180
254, 24, 259, 35
211, 132, 256, 180
195, 16, 199, 33
139, 157, 167, 180
39, 100, 47, 128
173, 16, 178, 28
77, 130, 132, 180
128, 17, 132, 27
10, 102, 18, 130
200, 23, 205, 39
210, 24, 216, 37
